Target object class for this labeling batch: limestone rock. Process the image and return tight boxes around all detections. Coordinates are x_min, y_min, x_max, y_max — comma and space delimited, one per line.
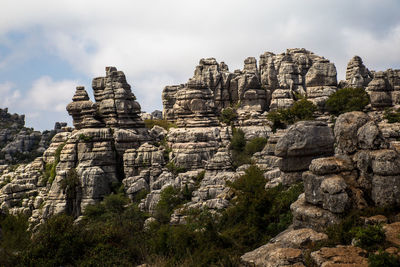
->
275, 121, 334, 172
344, 56, 373, 88
311, 246, 368, 267
291, 194, 340, 231
92, 67, 144, 128
334, 111, 370, 154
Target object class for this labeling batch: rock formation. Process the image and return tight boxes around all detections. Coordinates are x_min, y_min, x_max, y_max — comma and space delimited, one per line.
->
0, 107, 66, 165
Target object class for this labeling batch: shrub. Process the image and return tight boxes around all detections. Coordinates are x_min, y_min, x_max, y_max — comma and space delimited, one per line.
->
230, 128, 246, 152
166, 161, 186, 175
42, 142, 66, 185
325, 87, 369, 115
144, 119, 177, 130
384, 108, 400, 123
219, 107, 238, 125
222, 165, 303, 248
351, 224, 386, 251
369, 251, 400, 267
244, 137, 268, 155
78, 134, 93, 141
154, 186, 192, 223
267, 99, 317, 130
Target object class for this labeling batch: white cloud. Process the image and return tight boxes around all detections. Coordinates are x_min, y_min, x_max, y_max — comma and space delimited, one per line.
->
0, 82, 20, 108
0, 0, 399, 130
22, 76, 78, 112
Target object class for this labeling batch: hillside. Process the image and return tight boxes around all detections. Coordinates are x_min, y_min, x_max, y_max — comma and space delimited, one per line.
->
1, 49, 400, 266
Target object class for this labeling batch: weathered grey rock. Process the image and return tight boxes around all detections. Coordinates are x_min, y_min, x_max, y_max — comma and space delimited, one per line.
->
372, 175, 400, 207
366, 71, 393, 108
334, 112, 370, 154
275, 121, 334, 172
92, 67, 144, 128
309, 156, 353, 175
344, 56, 372, 88
66, 86, 103, 129
320, 176, 348, 213
291, 194, 340, 232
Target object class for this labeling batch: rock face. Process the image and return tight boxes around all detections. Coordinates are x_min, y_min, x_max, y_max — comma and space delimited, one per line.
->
162, 48, 338, 126
92, 67, 144, 128
0, 108, 67, 165
344, 56, 373, 88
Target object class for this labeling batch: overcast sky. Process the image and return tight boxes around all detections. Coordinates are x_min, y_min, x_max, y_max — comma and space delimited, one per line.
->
0, 0, 399, 130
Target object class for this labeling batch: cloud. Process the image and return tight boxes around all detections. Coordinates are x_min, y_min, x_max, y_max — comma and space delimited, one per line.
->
0, 82, 20, 108
0, 0, 399, 129
23, 76, 78, 112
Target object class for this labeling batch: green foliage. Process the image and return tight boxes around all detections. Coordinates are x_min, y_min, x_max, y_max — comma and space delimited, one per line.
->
230, 128, 246, 152
154, 185, 192, 223
0, 212, 30, 266
222, 165, 303, 249
384, 108, 400, 123
267, 99, 317, 131
219, 107, 238, 125
244, 137, 268, 155
144, 119, 177, 130
369, 251, 400, 267
325, 87, 369, 115
78, 133, 93, 141
61, 168, 80, 199
351, 224, 386, 252
42, 142, 66, 185
229, 129, 268, 169
166, 161, 186, 175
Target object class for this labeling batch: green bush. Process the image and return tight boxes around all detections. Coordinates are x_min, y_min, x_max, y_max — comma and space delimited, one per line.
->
369, 251, 400, 267
166, 161, 186, 175
325, 87, 369, 115
351, 224, 386, 251
384, 108, 400, 123
42, 142, 66, 185
219, 107, 238, 125
244, 137, 268, 155
267, 99, 317, 130
229, 129, 268, 169
154, 185, 192, 223
229, 128, 246, 152
222, 165, 303, 248
144, 119, 177, 130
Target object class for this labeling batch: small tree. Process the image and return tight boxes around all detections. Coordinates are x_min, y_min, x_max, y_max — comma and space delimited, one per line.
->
325, 87, 369, 115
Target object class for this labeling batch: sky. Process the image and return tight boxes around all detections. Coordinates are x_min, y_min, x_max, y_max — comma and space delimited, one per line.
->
0, 0, 399, 131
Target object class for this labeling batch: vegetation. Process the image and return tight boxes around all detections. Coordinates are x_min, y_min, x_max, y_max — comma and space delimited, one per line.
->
78, 133, 93, 141
369, 251, 400, 267
42, 142, 66, 185
165, 161, 186, 175
219, 107, 238, 125
384, 108, 400, 123
267, 99, 317, 131
351, 224, 386, 252
325, 87, 369, 115
144, 119, 177, 130
229, 128, 268, 169
0, 164, 303, 266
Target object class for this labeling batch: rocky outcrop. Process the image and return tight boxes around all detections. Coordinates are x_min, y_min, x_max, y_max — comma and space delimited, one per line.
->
0, 107, 67, 164
162, 49, 339, 126
343, 56, 373, 89
241, 228, 328, 267
92, 66, 144, 128
265, 121, 334, 189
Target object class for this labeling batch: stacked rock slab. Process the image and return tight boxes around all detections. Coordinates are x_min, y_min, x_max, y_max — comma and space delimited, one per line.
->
343, 56, 373, 88
92, 66, 144, 129
266, 121, 334, 190
162, 49, 338, 122
291, 111, 400, 231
